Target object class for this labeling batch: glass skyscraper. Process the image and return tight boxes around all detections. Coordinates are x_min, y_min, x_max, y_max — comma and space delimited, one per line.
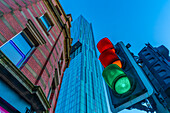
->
55, 15, 108, 113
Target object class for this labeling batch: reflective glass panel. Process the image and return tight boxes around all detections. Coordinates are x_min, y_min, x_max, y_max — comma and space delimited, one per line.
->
12, 33, 32, 55
40, 16, 51, 31
1, 42, 23, 65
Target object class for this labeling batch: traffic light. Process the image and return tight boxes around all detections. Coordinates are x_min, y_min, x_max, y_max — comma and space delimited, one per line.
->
97, 38, 130, 95
97, 38, 153, 112
138, 43, 170, 109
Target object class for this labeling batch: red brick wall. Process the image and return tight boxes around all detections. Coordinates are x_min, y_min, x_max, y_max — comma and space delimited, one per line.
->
0, 0, 71, 112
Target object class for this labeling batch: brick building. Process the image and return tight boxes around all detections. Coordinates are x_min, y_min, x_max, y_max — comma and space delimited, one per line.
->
0, 0, 72, 112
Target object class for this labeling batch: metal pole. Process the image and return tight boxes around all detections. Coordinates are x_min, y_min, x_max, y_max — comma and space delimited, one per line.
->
151, 94, 170, 113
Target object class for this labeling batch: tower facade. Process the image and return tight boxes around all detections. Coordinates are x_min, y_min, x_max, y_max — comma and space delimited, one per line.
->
56, 16, 108, 113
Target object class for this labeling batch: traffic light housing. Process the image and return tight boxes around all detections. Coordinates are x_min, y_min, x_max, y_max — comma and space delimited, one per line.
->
97, 38, 153, 112
138, 43, 170, 109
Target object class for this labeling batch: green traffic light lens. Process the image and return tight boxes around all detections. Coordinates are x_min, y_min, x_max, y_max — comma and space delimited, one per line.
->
102, 64, 132, 95
102, 64, 126, 90
115, 77, 131, 94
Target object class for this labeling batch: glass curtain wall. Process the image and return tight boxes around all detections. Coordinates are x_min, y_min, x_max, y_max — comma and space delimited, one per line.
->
56, 15, 108, 113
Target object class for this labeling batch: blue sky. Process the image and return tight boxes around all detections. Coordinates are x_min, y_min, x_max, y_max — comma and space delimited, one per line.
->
60, 0, 170, 56
59, 0, 170, 112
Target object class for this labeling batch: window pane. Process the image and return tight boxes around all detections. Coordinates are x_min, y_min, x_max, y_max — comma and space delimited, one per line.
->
40, 16, 51, 31
12, 33, 32, 55
47, 88, 52, 100
1, 42, 23, 65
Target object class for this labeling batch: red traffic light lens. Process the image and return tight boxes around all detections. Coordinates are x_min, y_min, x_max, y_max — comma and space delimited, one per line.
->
99, 49, 119, 68
97, 38, 115, 53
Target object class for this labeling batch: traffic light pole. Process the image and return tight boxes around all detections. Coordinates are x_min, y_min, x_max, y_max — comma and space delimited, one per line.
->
151, 93, 170, 113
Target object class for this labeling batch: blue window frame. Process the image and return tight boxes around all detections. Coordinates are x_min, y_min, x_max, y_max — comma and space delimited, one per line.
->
39, 15, 52, 32
0, 32, 34, 67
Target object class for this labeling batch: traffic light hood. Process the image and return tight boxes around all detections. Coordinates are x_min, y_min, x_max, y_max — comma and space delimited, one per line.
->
97, 37, 115, 53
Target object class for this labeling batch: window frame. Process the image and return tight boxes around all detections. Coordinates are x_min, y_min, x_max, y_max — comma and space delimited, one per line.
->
54, 68, 59, 86
0, 31, 35, 68
58, 53, 64, 75
47, 79, 56, 105
0, 19, 46, 69
25, 19, 46, 46
37, 12, 54, 35
55, 5, 62, 16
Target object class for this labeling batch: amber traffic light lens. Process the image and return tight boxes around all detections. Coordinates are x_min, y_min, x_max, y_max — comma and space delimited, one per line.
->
112, 60, 122, 68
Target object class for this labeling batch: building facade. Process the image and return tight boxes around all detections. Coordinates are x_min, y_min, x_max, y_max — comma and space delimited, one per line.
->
0, 0, 72, 112
55, 16, 108, 113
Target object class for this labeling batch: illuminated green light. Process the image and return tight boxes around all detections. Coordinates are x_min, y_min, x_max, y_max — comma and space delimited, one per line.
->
102, 64, 131, 94
115, 77, 131, 94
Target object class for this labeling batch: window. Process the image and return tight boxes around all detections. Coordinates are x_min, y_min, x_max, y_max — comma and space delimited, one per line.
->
40, 16, 51, 31
54, 68, 59, 86
0, 19, 46, 68
0, 32, 33, 67
47, 79, 56, 104
47, 87, 52, 101
38, 13, 54, 33
55, 5, 62, 16
58, 53, 63, 75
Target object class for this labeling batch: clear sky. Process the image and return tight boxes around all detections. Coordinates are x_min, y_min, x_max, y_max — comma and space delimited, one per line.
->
59, 0, 170, 112
60, 0, 170, 56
